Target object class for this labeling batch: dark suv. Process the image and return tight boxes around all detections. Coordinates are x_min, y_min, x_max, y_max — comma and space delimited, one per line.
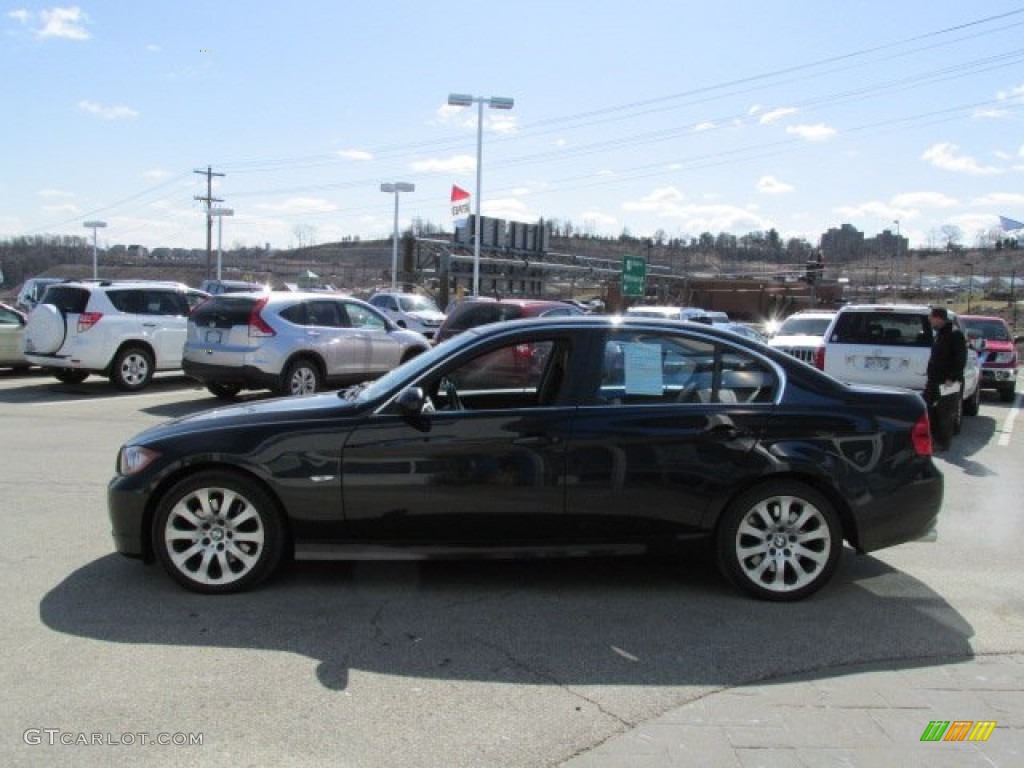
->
434, 298, 582, 344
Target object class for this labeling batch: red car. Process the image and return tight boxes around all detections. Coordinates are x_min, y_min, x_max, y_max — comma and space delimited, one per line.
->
434, 297, 583, 344
960, 315, 1018, 403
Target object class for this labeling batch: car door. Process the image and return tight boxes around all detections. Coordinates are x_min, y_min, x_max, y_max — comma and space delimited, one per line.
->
0, 305, 25, 366
139, 289, 190, 368
338, 331, 578, 547
564, 328, 778, 542
299, 299, 353, 378
339, 301, 404, 375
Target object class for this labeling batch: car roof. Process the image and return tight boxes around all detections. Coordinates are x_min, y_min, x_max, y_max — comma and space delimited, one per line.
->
959, 314, 1007, 322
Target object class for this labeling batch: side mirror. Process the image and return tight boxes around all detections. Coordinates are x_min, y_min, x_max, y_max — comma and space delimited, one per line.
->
394, 386, 426, 416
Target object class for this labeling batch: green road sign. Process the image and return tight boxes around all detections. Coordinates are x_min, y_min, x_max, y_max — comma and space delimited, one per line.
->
622, 255, 646, 297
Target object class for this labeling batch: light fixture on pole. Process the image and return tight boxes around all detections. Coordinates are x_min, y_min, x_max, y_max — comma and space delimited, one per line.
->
380, 183, 415, 290
208, 208, 234, 280
447, 92, 515, 296
83, 221, 107, 279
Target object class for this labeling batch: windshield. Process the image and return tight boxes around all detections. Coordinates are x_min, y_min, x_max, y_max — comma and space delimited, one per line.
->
962, 318, 1010, 341
398, 295, 439, 313
777, 316, 832, 336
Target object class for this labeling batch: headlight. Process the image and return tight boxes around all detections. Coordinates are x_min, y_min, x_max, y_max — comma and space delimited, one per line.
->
994, 352, 1016, 364
118, 445, 160, 476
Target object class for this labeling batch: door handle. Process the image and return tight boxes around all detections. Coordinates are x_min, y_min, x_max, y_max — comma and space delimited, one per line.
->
703, 414, 738, 437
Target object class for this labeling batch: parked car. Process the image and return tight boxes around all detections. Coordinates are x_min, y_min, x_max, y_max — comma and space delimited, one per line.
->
0, 302, 29, 369
15, 277, 65, 313
959, 314, 1018, 403
767, 310, 837, 364
109, 315, 942, 600
182, 292, 431, 398
367, 291, 445, 338
199, 279, 268, 295
625, 306, 720, 322
817, 304, 981, 429
434, 297, 583, 344
22, 280, 208, 390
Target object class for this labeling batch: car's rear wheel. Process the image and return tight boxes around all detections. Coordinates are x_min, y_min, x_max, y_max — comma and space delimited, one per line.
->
111, 346, 154, 391
53, 369, 89, 384
962, 383, 980, 416
153, 471, 284, 594
716, 480, 842, 601
999, 383, 1016, 403
207, 382, 242, 400
280, 358, 321, 396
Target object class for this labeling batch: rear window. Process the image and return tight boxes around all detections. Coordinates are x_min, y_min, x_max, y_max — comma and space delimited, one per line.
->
41, 286, 90, 314
777, 316, 832, 336
962, 318, 1011, 341
189, 296, 260, 328
829, 311, 932, 347
447, 303, 523, 332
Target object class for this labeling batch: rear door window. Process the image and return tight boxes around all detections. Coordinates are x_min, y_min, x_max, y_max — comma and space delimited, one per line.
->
42, 286, 90, 314
829, 312, 931, 347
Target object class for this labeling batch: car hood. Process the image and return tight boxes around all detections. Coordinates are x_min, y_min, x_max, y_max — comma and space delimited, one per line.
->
127, 392, 365, 445
406, 309, 445, 323
769, 334, 824, 346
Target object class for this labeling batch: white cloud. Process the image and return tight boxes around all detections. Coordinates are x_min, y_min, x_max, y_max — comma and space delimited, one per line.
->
756, 175, 793, 194
255, 197, 337, 214
970, 192, 1024, 207
622, 188, 769, 232
42, 203, 79, 214
785, 123, 836, 141
596, 169, 616, 178
973, 107, 1009, 119
487, 114, 518, 135
142, 169, 170, 181
8, 9, 30, 24
666, 163, 684, 170
693, 121, 715, 132
891, 192, 957, 208
996, 84, 1024, 103
748, 105, 762, 116
38, 6, 90, 40
921, 143, 1001, 175
579, 211, 620, 233
555, 138, 567, 147
337, 149, 373, 161
482, 197, 535, 221
146, 43, 161, 52
834, 201, 905, 220
759, 107, 797, 125
77, 100, 139, 120
411, 155, 475, 174
37, 188, 74, 198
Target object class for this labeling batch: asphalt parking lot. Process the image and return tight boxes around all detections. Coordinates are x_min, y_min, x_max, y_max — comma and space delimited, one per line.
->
0, 369, 1021, 767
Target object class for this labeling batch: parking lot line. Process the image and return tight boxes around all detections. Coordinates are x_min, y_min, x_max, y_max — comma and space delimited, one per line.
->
998, 398, 1020, 447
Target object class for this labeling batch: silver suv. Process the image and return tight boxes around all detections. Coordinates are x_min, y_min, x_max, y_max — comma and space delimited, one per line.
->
182, 292, 431, 397
23, 280, 208, 390
367, 292, 445, 338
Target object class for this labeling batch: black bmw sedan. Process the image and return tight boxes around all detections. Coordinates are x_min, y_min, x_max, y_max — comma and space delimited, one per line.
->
109, 316, 942, 601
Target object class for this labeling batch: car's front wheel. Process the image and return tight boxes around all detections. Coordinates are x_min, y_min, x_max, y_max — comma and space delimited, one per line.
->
111, 346, 154, 391
716, 480, 842, 601
280, 358, 321, 396
153, 471, 285, 594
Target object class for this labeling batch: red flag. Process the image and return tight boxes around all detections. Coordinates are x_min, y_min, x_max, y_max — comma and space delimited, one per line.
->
451, 185, 471, 202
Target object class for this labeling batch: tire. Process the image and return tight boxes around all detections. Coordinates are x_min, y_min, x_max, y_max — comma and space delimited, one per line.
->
280, 358, 321, 396
999, 384, 1016, 404
207, 382, 242, 400
110, 345, 154, 392
152, 470, 285, 594
25, 304, 67, 355
53, 369, 89, 384
716, 480, 842, 602
962, 383, 980, 417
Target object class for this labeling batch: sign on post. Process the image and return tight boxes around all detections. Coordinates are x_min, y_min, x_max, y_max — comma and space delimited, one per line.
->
622, 255, 646, 297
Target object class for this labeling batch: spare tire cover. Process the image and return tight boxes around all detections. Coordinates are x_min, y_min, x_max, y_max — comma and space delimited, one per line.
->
25, 304, 67, 355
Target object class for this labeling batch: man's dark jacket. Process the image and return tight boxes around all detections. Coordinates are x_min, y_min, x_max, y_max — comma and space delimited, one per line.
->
927, 322, 967, 385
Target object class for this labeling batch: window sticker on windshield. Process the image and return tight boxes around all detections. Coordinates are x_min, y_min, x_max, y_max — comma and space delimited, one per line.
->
622, 342, 664, 395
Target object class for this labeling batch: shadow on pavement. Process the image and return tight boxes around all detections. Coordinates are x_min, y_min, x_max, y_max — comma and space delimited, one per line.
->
0, 373, 199, 403
40, 549, 975, 692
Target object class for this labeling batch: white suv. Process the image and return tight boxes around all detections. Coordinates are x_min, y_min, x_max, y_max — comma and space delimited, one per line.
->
23, 280, 208, 391
367, 291, 445, 338
818, 304, 981, 425
767, 310, 836, 365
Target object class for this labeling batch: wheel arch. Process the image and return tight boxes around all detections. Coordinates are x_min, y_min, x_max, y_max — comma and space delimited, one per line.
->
105, 339, 157, 376
140, 461, 294, 563
283, 351, 327, 379
709, 471, 861, 551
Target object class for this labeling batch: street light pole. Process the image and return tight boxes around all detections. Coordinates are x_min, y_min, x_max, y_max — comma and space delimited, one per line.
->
447, 92, 515, 296
380, 183, 415, 291
83, 221, 107, 279
208, 208, 234, 280
965, 261, 974, 313
892, 219, 900, 298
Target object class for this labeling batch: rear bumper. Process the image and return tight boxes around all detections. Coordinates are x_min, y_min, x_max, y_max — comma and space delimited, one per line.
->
182, 359, 280, 391
852, 463, 944, 553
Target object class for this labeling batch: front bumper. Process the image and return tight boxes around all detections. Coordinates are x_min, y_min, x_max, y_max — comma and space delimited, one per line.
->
107, 476, 150, 560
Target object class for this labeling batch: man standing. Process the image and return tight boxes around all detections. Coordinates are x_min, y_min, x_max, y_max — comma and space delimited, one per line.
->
926, 307, 967, 451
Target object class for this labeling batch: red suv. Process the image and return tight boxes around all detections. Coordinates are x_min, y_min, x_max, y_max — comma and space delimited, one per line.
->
434, 297, 583, 344
960, 315, 1018, 402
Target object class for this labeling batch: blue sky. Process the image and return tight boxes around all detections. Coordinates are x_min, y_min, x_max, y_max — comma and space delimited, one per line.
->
2, 1, 1023, 251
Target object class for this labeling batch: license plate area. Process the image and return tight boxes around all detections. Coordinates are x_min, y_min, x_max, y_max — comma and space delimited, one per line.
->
205, 330, 222, 344
864, 356, 890, 370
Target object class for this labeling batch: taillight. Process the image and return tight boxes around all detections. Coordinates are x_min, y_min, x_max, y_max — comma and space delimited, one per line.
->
78, 312, 103, 332
513, 343, 533, 360
248, 297, 275, 338
911, 412, 933, 456
813, 345, 825, 370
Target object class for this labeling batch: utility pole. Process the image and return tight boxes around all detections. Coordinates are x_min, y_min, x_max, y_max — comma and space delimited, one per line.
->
194, 166, 225, 279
